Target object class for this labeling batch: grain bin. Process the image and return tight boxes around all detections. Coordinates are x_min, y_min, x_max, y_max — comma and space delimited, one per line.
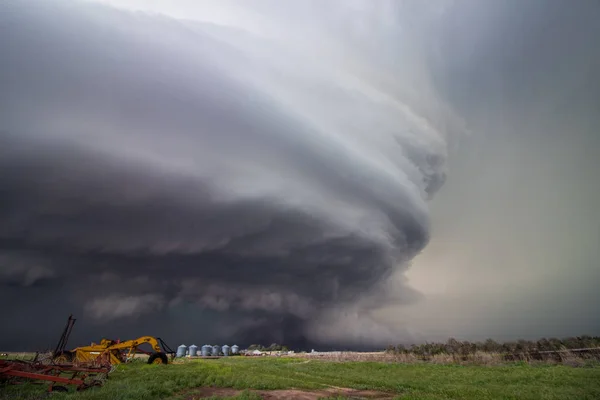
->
222, 345, 230, 356
176, 344, 187, 358
231, 345, 239, 355
212, 345, 220, 356
188, 344, 198, 357
201, 345, 211, 357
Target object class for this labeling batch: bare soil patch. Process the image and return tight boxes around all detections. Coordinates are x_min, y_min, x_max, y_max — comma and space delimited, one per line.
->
183, 386, 394, 399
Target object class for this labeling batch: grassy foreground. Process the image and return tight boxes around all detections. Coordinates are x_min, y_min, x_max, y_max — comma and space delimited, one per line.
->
2, 357, 600, 400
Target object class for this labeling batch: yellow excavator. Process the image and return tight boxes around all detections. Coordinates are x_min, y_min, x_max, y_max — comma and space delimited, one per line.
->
52, 315, 176, 366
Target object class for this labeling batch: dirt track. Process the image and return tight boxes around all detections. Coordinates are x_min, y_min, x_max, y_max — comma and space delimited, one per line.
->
183, 386, 394, 399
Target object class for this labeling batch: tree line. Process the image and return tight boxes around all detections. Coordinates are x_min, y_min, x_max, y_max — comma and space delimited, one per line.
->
247, 343, 289, 352
386, 335, 600, 356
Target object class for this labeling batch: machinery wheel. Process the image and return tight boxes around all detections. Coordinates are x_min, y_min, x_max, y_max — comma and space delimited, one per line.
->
53, 351, 74, 364
148, 352, 168, 365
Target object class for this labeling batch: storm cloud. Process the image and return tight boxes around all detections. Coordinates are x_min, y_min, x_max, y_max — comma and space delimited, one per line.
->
0, 0, 462, 349
396, 0, 600, 343
3, 0, 598, 350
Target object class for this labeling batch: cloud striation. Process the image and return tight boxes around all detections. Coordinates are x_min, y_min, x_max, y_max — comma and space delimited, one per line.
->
0, 0, 463, 349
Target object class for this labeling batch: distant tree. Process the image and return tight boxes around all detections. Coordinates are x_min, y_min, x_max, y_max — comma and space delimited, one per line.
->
562, 337, 579, 350
548, 338, 563, 351
483, 339, 501, 353
445, 338, 460, 355
383, 334, 600, 358
502, 342, 516, 353
396, 344, 407, 354
516, 339, 533, 353
266, 343, 278, 352
459, 341, 474, 355
536, 338, 551, 352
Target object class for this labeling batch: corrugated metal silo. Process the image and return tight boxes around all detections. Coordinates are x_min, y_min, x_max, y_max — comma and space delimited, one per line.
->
188, 344, 198, 357
221, 345, 230, 356
176, 344, 187, 358
201, 345, 211, 357
231, 345, 239, 355
212, 345, 220, 356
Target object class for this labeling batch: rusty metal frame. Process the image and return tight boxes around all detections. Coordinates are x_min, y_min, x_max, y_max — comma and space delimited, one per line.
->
0, 359, 111, 392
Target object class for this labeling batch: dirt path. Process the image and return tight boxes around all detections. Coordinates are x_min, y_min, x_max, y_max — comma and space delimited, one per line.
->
183, 386, 395, 399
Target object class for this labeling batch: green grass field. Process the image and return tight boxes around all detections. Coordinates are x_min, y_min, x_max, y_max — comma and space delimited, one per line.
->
2, 357, 600, 400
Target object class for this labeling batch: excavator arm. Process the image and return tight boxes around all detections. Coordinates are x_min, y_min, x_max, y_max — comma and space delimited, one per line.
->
102, 336, 162, 353
51, 315, 174, 366
70, 336, 171, 365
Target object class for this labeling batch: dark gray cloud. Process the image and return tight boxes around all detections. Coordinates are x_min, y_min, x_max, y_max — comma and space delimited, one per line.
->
0, 0, 458, 349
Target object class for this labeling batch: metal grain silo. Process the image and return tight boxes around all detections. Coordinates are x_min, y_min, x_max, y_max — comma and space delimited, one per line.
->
222, 345, 230, 356
231, 345, 239, 355
188, 344, 198, 357
201, 345, 211, 357
212, 345, 220, 356
176, 344, 187, 358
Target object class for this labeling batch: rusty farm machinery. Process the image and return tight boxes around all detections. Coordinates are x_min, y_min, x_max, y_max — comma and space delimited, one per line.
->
0, 358, 111, 393
0, 315, 176, 392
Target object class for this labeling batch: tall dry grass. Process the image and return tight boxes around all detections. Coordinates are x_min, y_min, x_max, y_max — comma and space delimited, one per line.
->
294, 349, 600, 366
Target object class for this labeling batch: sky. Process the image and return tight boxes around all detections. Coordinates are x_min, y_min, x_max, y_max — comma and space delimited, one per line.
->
0, 0, 598, 351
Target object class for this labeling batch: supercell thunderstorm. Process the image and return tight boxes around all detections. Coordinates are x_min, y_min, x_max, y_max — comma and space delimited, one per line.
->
0, 0, 465, 349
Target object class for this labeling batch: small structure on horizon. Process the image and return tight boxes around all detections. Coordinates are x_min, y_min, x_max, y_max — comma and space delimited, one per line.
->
176, 344, 187, 358
222, 345, 230, 356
